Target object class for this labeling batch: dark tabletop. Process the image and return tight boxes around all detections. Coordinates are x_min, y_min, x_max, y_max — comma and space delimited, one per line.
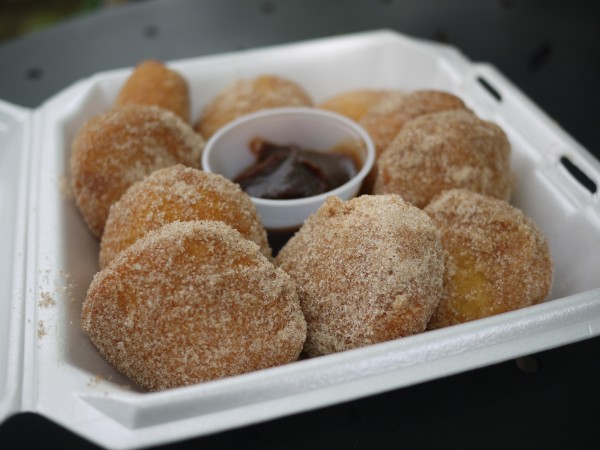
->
1, 0, 599, 448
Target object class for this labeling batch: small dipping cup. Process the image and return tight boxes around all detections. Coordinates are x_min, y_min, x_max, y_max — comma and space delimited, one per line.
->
202, 107, 375, 231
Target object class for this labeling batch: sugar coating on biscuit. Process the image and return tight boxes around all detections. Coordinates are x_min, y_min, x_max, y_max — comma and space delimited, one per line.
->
116, 60, 191, 123
374, 109, 512, 208
424, 189, 553, 329
100, 164, 271, 267
195, 75, 313, 138
82, 220, 306, 391
70, 104, 204, 237
360, 89, 467, 156
276, 194, 444, 356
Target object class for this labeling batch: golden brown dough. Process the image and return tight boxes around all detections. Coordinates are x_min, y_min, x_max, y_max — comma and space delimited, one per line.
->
276, 195, 444, 357
82, 220, 307, 391
360, 89, 467, 156
424, 189, 553, 329
70, 105, 204, 237
115, 60, 191, 123
195, 75, 313, 139
318, 89, 402, 122
373, 109, 512, 208
358, 89, 466, 194
100, 164, 271, 267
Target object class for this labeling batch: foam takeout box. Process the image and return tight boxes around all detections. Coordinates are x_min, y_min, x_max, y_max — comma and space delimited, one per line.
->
1, 30, 600, 449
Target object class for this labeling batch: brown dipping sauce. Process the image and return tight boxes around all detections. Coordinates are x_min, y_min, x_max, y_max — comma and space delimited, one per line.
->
234, 138, 359, 199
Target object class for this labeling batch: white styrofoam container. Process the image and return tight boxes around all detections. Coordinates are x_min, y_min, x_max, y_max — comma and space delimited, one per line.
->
1, 30, 599, 449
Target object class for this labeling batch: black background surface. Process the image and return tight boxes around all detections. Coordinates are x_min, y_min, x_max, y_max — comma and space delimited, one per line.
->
1, 1, 599, 448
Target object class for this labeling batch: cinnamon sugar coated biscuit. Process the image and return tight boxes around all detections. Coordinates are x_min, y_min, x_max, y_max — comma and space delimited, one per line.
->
276, 195, 444, 357
70, 105, 204, 237
424, 189, 553, 329
82, 220, 306, 391
115, 60, 191, 123
100, 164, 271, 267
360, 89, 467, 156
318, 89, 401, 122
195, 75, 313, 138
374, 109, 512, 208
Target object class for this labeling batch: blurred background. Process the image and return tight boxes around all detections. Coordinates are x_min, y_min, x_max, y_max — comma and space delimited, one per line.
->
0, 0, 131, 44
